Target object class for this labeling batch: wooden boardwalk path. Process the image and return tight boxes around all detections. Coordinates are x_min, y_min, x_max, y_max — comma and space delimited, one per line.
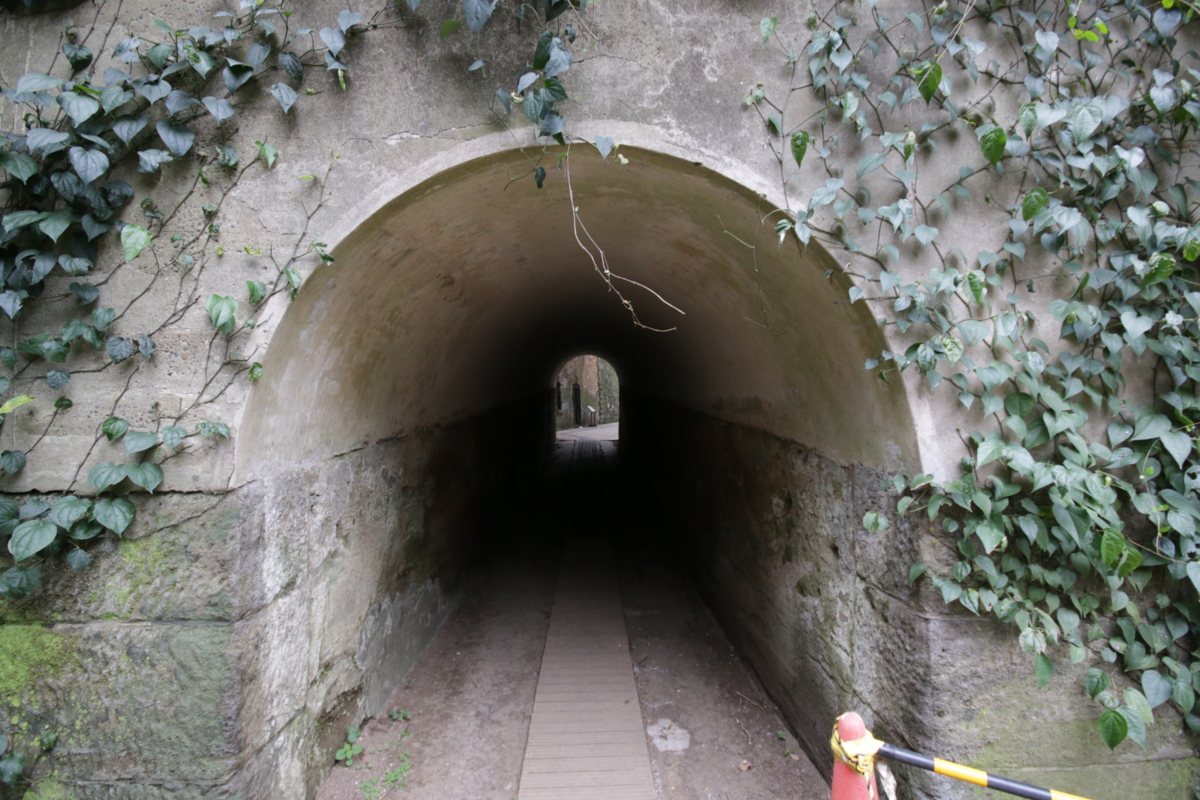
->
518, 539, 657, 800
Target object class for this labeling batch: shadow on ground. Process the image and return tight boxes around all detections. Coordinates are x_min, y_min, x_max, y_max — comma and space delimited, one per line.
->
315, 435, 828, 800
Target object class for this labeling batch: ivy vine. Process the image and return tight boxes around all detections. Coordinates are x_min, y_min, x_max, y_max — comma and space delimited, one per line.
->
749, 0, 1200, 763
0, 0, 591, 789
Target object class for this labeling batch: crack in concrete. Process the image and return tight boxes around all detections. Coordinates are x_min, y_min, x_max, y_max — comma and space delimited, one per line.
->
382, 122, 494, 142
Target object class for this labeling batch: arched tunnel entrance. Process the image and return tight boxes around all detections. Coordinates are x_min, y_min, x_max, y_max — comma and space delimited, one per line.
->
234, 143, 928, 796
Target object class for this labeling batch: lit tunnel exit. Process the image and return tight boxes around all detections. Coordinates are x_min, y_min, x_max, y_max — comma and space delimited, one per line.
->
233, 142, 929, 797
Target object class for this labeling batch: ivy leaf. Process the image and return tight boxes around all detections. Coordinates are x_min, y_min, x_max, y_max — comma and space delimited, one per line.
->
279, 52, 303, 82
165, 89, 196, 115
65, 548, 90, 571
63, 43, 93, 70
463, 0, 496, 34
0, 566, 40, 600
223, 62, 254, 93
27, 128, 70, 155
105, 337, 137, 363
1068, 103, 1102, 146
790, 131, 810, 169
133, 77, 172, 104
59, 256, 92, 277
156, 121, 195, 156
1004, 392, 1035, 418
1108, 422, 1133, 446
1142, 671, 1173, 709
338, 9, 363, 31
1117, 705, 1146, 750
202, 97, 235, 123
914, 225, 939, 247
46, 497, 90, 530
255, 140, 279, 169
9, 519, 58, 561
45, 370, 69, 390
69, 147, 109, 184
206, 294, 238, 335
101, 84, 134, 114
760, 16, 778, 43
1022, 188, 1048, 221
120, 224, 151, 261
35, 210, 74, 243
981, 128, 1007, 165
320, 27, 346, 57
91, 307, 115, 332
247, 280, 267, 305
439, 19, 463, 39
123, 431, 159, 454
1098, 708, 1129, 749
534, 166, 546, 189
58, 91, 100, 125
916, 62, 942, 104
196, 421, 231, 438
0, 396, 33, 415
1159, 431, 1192, 468
216, 145, 239, 167
88, 462, 127, 492
125, 463, 163, 492
1034, 653, 1053, 688
271, 83, 297, 114
1101, 529, 1124, 569
0, 451, 26, 476
595, 136, 614, 161
856, 153, 887, 180
137, 335, 155, 360
246, 42, 272, 70
102, 416, 129, 441
543, 78, 568, 102
93, 497, 135, 534
137, 149, 174, 173
0, 151, 38, 183
162, 426, 186, 449
249, 362, 263, 381
1086, 668, 1110, 698
16, 72, 63, 93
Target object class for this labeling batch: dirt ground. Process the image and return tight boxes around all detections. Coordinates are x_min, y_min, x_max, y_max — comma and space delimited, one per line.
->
314, 539, 828, 800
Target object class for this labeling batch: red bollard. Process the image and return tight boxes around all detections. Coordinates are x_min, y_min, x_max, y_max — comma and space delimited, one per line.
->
831, 712, 879, 800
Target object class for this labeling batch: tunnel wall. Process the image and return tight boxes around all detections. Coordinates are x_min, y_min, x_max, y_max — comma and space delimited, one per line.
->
0, 393, 549, 797
622, 389, 1200, 800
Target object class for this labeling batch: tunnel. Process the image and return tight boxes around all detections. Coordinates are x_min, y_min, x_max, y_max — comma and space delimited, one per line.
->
232, 140, 933, 795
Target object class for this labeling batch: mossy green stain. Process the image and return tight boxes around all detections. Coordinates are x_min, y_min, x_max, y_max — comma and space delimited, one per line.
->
25, 780, 71, 800
0, 626, 78, 704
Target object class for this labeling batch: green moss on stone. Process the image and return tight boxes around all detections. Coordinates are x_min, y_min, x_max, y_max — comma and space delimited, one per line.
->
0, 626, 78, 704
24, 780, 71, 800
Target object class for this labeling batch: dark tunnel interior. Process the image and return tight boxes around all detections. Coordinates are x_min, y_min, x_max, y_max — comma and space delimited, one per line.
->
234, 144, 928, 780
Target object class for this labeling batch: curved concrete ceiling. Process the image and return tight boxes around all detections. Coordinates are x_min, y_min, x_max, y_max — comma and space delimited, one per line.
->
236, 145, 918, 479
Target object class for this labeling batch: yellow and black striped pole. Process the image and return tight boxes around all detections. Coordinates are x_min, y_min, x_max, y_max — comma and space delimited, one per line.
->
875, 742, 1092, 800
830, 712, 1094, 800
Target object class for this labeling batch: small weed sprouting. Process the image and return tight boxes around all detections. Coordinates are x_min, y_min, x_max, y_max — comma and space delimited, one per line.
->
389, 708, 413, 722
359, 752, 409, 799
335, 727, 363, 767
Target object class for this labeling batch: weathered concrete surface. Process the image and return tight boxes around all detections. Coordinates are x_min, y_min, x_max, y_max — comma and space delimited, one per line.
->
622, 391, 1200, 800
0, 394, 546, 796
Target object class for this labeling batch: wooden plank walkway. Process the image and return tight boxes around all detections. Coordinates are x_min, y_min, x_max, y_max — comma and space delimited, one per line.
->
518, 539, 657, 800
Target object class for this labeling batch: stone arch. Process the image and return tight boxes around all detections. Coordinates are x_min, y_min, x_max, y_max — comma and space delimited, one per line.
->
232, 135, 932, 795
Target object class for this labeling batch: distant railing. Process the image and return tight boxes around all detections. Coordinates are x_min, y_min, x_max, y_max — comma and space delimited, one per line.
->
830, 712, 1093, 800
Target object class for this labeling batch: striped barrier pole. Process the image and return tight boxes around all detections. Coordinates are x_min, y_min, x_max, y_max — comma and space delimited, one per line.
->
830, 712, 1094, 800
830, 712, 878, 800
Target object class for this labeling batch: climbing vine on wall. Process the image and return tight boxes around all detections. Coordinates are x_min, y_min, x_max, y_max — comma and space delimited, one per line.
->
748, 0, 1200, 758
0, 0, 588, 788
